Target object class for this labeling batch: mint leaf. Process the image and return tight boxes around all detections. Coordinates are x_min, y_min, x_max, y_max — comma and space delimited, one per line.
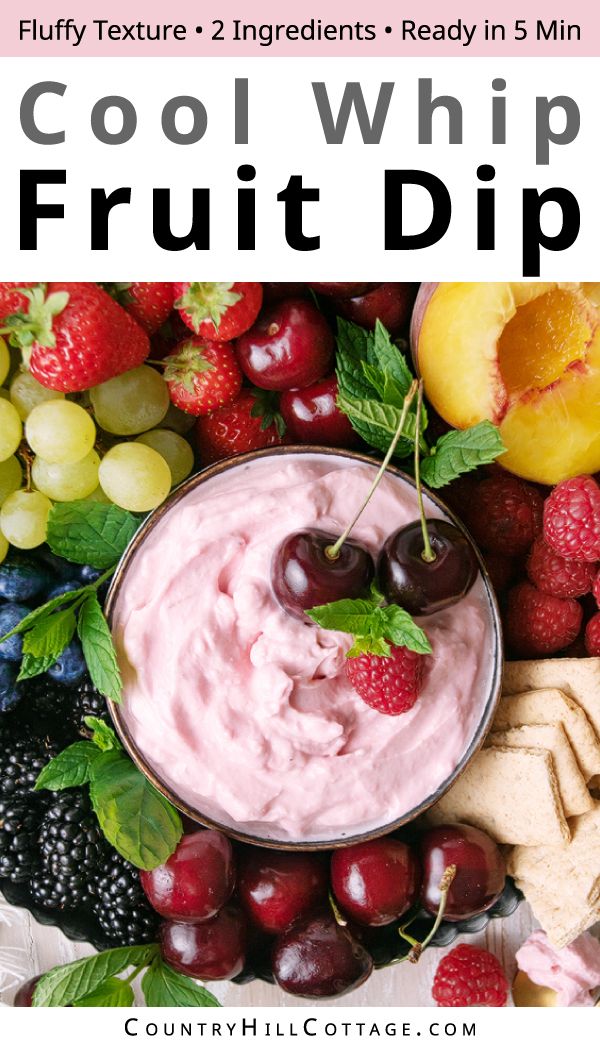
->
89, 750, 182, 870
84, 716, 121, 753
32, 945, 157, 1007
308, 597, 431, 657
77, 594, 122, 703
72, 977, 134, 1008
307, 598, 381, 636
337, 392, 415, 457
47, 501, 140, 569
370, 322, 413, 394
335, 319, 378, 401
142, 959, 221, 1008
35, 741, 99, 791
421, 422, 506, 488
16, 650, 57, 681
378, 606, 432, 655
0, 587, 88, 644
22, 607, 76, 660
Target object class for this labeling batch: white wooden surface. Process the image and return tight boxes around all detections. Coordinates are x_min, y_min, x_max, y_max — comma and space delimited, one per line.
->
0, 892, 537, 1007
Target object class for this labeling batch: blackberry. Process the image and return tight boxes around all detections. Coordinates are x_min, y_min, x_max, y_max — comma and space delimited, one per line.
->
91, 851, 159, 946
0, 732, 59, 801
70, 679, 108, 731
0, 797, 43, 882
34, 791, 109, 910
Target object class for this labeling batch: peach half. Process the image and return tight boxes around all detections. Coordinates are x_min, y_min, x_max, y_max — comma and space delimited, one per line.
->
410, 283, 600, 485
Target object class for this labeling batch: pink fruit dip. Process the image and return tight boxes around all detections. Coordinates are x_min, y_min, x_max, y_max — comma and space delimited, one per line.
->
516, 930, 600, 1006
111, 452, 498, 843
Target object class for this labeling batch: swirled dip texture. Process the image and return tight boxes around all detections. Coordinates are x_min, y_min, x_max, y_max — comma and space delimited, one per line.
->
112, 453, 496, 842
516, 930, 600, 1006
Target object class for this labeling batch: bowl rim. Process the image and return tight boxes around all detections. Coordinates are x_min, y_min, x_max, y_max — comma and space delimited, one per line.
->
105, 444, 503, 852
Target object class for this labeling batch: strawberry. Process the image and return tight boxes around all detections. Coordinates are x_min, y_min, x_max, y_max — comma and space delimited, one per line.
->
432, 944, 508, 1007
0, 282, 36, 318
3, 282, 150, 392
164, 337, 242, 416
174, 282, 262, 342
100, 282, 175, 335
195, 390, 284, 465
346, 644, 425, 715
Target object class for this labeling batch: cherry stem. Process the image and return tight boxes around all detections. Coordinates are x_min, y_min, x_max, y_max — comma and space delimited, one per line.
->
396, 863, 457, 965
326, 379, 419, 561
328, 890, 348, 927
414, 380, 435, 565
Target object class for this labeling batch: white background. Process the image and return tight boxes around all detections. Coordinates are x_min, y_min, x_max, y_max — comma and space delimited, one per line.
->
0, 57, 597, 279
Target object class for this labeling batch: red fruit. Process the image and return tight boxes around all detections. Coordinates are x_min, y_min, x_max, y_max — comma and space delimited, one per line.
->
431, 944, 509, 1007
330, 838, 421, 926
102, 282, 175, 334
272, 909, 373, 998
594, 569, 600, 608
333, 283, 416, 335
195, 390, 284, 465
262, 282, 307, 302
543, 475, 600, 563
419, 823, 506, 921
308, 282, 380, 299
174, 282, 262, 341
0, 282, 36, 318
505, 581, 582, 656
238, 848, 328, 935
279, 376, 359, 447
527, 535, 595, 598
585, 613, 600, 656
346, 645, 425, 715
164, 337, 242, 416
466, 475, 544, 556
482, 552, 515, 596
8, 282, 150, 392
235, 298, 334, 390
140, 829, 235, 923
160, 906, 247, 980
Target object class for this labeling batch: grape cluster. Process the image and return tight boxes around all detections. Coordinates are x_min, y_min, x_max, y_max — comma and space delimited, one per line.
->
0, 349, 195, 558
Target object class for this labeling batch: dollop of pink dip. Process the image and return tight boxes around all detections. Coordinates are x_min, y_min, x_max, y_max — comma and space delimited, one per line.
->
516, 930, 600, 1006
112, 453, 496, 842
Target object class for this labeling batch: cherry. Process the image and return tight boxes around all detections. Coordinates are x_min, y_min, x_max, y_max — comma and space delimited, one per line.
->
237, 847, 329, 935
272, 529, 375, 620
378, 520, 478, 616
333, 283, 417, 336
262, 282, 308, 302
160, 905, 248, 980
272, 909, 373, 998
235, 298, 334, 390
140, 829, 235, 923
308, 282, 380, 299
419, 823, 506, 921
280, 376, 360, 447
330, 838, 421, 926
13, 975, 42, 1006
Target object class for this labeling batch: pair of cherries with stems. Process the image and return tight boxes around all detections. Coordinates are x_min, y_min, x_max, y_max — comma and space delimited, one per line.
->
272, 380, 478, 623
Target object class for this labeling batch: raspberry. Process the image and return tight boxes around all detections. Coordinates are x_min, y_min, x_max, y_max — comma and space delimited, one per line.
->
543, 475, 600, 563
346, 645, 425, 715
585, 614, 600, 657
526, 536, 595, 598
593, 569, 600, 608
505, 581, 582, 656
466, 475, 543, 556
482, 552, 515, 596
431, 944, 508, 1007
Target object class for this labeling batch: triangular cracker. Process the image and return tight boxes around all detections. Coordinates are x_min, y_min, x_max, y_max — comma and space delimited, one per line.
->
488, 723, 593, 817
503, 659, 600, 739
494, 688, 600, 781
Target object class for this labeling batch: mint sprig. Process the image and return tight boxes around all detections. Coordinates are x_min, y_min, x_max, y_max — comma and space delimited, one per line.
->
35, 718, 182, 870
46, 500, 141, 568
31, 944, 220, 1008
420, 422, 507, 488
308, 595, 432, 658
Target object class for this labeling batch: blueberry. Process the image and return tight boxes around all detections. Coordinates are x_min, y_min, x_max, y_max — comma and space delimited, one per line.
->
0, 603, 30, 662
0, 556, 53, 602
79, 565, 103, 585
39, 549, 79, 582
48, 639, 86, 685
0, 660, 21, 711
46, 580, 82, 602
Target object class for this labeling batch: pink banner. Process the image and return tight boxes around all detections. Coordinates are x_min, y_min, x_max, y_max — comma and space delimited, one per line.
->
3, 1, 598, 56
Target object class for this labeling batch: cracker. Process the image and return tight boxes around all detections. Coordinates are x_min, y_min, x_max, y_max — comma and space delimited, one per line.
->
503, 659, 600, 740
488, 723, 593, 817
425, 746, 570, 846
494, 688, 600, 781
513, 877, 600, 948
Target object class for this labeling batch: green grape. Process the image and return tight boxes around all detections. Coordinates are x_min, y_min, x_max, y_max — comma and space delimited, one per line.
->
135, 429, 194, 487
161, 401, 197, 435
0, 337, 9, 386
0, 388, 9, 400
0, 529, 8, 563
26, 400, 96, 464
90, 366, 169, 435
0, 489, 52, 549
10, 371, 65, 420
0, 400, 23, 462
85, 484, 111, 504
98, 443, 171, 512
32, 449, 100, 501
0, 456, 23, 504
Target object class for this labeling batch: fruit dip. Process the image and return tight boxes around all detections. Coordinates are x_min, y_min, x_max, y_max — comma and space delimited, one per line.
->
111, 452, 498, 843
516, 930, 600, 1006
